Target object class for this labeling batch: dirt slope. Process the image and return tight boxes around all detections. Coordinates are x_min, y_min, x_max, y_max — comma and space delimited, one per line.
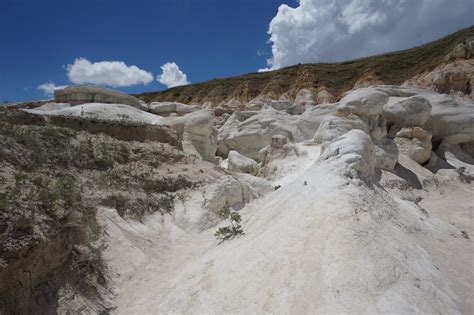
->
136, 26, 473, 105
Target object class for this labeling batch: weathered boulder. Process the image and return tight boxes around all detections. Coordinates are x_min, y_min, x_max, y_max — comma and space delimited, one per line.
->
228, 151, 258, 174
318, 129, 376, 180
313, 114, 369, 149
160, 109, 217, 162
217, 109, 303, 160
337, 88, 389, 117
296, 103, 337, 139
424, 93, 474, 145
394, 127, 432, 164
54, 85, 142, 108
145, 102, 201, 116
383, 96, 432, 127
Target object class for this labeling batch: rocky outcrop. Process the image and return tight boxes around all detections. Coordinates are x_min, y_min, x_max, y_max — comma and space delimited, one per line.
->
228, 151, 258, 174
294, 89, 317, 107
199, 175, 272, 229
0, 109, 181, 147
266, 99, 305, 115
353, 70, 384, 89
315, 87, 336, 104
54, 85, 142, 108
424, 93, 474, 145
384, 96, 432, 128
313, 113, 369, 149
319, 129, 376, 180
394, 127, 432, 164
296, 103, 337, 139
217, 109, 303, 160
444, 37, 474, 61
405, 60, 473, 96
337, 88, 389, 117
143, 102, 201, 116
160, 110, 217, 162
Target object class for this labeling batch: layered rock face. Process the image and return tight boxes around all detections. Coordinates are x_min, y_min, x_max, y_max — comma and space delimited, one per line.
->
54, 85, 143, 108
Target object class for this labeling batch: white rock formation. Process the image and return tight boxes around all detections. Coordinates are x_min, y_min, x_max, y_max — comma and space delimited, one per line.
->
424, 93, 474, 145
384, 95, 432, 127
337, 87, 389, 117
26, 102, 163, 124
313, 114, 369, 149
144, 101, 201, 116
82, 84, 473, 315
296, 103, 337, 139
160, 109, 218, 162
25, 103, 218, 162
217, 109, 303, 160
227, 150, 258, 174
394, 127, 432, 164
319, 129, 376, 180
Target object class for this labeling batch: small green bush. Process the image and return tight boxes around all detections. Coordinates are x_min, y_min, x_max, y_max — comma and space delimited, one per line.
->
159, 194, 175, 213
214, 207, 244, 242
457, 167, 474, 184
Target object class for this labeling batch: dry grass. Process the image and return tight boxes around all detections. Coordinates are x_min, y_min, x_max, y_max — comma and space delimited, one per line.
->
135, 26, 473, 105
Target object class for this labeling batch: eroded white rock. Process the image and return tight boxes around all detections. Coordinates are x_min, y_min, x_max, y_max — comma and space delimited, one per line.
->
228, 151, 258, 174
337, 88, 389, 117
384, 96, 432, 127
394, 127, 432, 164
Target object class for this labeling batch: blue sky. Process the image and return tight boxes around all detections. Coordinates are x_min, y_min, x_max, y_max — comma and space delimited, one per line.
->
1, 0, 472, 102
0, 0, 285, 101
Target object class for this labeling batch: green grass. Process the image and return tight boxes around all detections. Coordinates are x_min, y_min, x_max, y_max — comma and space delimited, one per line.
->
134, 26, 473, 104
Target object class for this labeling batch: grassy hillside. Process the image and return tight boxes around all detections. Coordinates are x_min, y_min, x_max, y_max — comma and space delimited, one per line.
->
136, 25, 473, 104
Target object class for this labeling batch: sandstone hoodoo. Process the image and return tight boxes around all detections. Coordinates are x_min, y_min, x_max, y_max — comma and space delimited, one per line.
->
1, 25, 473, 315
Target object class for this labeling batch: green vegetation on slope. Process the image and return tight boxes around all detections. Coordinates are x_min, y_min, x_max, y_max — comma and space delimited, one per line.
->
136, 26, 473, 104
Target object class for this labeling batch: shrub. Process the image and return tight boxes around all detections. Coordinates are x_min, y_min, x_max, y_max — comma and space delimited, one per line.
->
159, 194, 175, 213
457, 167, 474, 184
214, 207, 244, 242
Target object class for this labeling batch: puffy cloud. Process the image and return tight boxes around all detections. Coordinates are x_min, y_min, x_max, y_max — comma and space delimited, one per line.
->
38, 81, 68, 96
157, 62, 190, 88
262, 0, 474, 70
67, 58, 153, 87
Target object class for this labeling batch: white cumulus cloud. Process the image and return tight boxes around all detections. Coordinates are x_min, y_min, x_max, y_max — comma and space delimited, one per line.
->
67, 58, 154, 87
38, 81, 68, 96
157, 62, 190, 88
262, 0, 474, 70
